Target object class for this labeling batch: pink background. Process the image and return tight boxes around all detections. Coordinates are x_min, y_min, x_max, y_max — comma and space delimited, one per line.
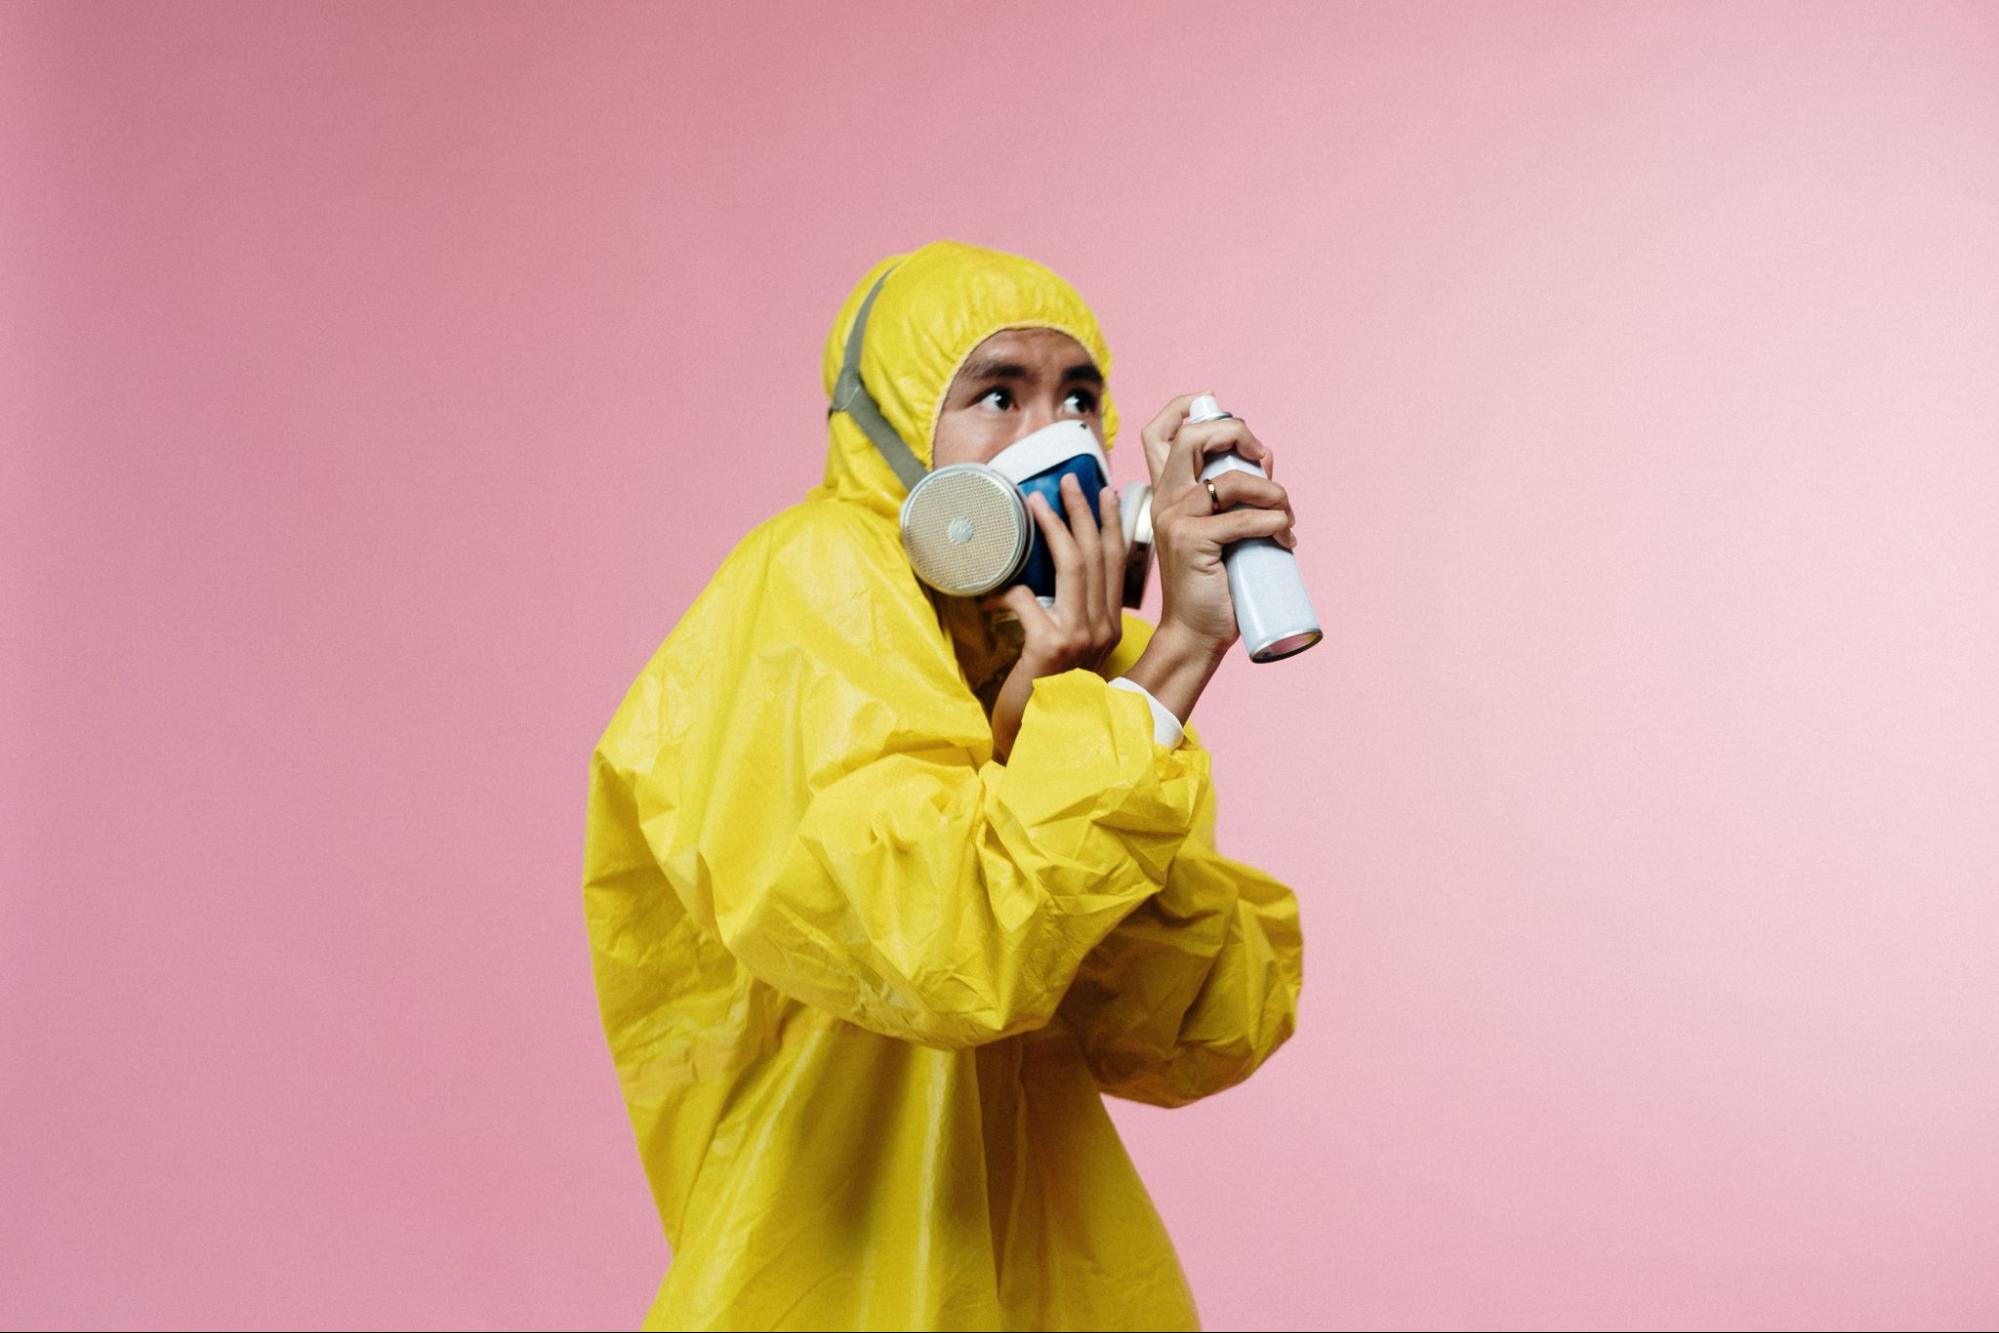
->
4, 3, 1996, 1329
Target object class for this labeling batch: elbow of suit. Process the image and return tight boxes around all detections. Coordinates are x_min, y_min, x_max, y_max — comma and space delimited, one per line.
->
1093, 999, 1302, 1108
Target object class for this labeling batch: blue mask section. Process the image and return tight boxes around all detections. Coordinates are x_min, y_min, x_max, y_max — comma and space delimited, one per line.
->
1014, 452, 1111, 600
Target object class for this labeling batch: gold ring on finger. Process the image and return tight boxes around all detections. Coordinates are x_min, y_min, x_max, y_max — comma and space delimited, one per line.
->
1204, 479, 1221, 511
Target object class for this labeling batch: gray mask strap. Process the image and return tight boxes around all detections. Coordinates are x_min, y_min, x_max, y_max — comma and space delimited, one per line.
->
827, 267, 927, 492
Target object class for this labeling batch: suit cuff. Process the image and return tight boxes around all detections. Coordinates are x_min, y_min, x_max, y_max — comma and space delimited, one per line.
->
1108, 676, 1186, 750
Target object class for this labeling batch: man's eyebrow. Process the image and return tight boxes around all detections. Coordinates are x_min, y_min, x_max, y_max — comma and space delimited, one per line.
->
960, 357, 1029, 382
958, 356, 1105, 386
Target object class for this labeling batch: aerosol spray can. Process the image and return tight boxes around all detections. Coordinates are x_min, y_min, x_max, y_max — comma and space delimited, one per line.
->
1188, 394, 1323, 663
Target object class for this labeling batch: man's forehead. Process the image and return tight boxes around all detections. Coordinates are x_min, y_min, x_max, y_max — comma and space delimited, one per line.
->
954, 328, 1101, 384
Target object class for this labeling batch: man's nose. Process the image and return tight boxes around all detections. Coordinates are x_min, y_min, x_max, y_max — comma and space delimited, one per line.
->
1014, 401, 1057, 440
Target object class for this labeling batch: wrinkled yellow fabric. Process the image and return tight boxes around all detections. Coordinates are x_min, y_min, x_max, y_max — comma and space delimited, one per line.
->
583, 240, 1304, 1331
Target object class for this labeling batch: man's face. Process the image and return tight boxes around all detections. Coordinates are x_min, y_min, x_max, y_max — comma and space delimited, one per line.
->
931, 328, 1105, 469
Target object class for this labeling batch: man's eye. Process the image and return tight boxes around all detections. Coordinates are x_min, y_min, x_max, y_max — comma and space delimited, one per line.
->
1064, 389, 1099, 414
977, 388, 1014, 410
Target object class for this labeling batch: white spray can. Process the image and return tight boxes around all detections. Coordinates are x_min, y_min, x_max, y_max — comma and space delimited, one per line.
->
1188, 394, 1323, 663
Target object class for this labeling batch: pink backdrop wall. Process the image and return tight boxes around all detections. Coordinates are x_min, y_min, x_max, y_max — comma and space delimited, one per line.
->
4, 3, 1996, 1328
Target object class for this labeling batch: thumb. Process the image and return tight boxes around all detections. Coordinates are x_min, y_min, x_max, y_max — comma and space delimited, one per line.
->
983, 584, 1034, 617
985, 583, 1056, 635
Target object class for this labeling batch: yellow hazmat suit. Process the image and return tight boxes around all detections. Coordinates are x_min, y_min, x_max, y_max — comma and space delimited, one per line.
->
583, 240, 1304, 1331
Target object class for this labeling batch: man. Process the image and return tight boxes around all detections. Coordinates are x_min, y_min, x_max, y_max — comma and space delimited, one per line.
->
583, 239, 1305, 1330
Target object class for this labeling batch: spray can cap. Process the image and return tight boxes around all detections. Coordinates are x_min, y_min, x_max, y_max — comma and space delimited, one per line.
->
1187, 394, 1231, 423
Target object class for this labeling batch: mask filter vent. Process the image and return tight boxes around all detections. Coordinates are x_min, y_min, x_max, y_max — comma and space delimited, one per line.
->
899, 465, 1031, 597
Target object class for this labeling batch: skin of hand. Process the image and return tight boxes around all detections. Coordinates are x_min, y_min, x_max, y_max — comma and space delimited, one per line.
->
979, 475, 1129, 761
927, 330, 1296, 760
1114, 391, 1297, 726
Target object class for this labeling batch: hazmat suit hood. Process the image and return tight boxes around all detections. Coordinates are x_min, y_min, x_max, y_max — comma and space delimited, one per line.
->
811, 239, 1123, 521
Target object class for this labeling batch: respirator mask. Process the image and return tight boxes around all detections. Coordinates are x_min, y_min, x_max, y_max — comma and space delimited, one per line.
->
827, 268, 1154, 607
